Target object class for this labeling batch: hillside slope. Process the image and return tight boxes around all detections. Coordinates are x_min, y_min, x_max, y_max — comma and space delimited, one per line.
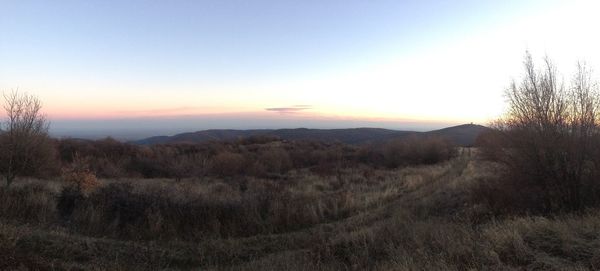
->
424, 123, 489, 146
132, 124, 489, 146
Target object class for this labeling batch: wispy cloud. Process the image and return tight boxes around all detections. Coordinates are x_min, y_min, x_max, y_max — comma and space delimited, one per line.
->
265, 105, 312, 114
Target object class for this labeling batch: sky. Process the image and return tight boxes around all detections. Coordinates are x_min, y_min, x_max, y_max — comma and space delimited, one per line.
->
2, 0, 600, 139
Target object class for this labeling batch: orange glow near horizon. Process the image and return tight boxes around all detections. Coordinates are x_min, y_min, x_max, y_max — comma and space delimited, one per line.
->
39, 103, 477, 127
29, 80, 496, 125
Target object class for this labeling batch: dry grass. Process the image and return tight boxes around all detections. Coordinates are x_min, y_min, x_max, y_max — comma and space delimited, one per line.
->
2, 151, 600, 270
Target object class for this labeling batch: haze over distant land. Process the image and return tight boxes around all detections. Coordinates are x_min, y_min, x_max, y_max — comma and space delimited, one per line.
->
49, 115, 462, 140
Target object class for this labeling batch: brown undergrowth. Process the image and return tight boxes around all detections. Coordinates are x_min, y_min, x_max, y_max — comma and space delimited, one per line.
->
2, 151, 600, 270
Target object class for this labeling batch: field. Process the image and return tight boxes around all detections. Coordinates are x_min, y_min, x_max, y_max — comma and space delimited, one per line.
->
2, 149, 600, 270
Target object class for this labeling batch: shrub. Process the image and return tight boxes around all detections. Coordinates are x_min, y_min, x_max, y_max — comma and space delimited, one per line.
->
238, 135, 281, 145
209, 152, 246, 177
382, 136, 456, 168
62, 170, 98, 194
57, 185, 85, 219
477, 52, 600, 213
256, 147, 292, 175
61, 154, 99, 193
475, 129, 507, 161
53, 133, 459, 180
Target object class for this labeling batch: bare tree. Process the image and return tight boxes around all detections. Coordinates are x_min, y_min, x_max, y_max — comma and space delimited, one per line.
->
0, 90, 53, 187
479, 52, 600, 212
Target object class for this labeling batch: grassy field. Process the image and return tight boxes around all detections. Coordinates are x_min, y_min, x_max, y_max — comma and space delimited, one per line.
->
2, 150, 600, 270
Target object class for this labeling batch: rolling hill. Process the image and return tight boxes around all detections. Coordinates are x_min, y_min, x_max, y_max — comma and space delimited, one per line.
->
132, 124, 489, 146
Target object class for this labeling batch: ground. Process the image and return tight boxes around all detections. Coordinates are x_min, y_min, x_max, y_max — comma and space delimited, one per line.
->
2, 151, 600, 270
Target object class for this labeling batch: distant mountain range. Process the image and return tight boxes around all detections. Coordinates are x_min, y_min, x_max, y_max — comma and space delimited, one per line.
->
131, 124, 489, 146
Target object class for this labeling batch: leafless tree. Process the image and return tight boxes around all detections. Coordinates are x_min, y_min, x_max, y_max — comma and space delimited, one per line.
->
0, 90, 53, 187
480, 52, 600, 212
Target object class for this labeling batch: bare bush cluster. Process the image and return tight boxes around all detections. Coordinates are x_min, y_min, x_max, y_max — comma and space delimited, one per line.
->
357, 136, 456, 168
53, 135, 456, 181
477, 52, 600, 213
61, 154, 99, 193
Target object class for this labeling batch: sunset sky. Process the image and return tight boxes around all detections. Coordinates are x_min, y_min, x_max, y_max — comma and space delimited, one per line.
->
2, 0, 600, 138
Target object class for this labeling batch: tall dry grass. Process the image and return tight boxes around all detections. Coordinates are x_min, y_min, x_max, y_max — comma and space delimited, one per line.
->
2, 151, 600, 270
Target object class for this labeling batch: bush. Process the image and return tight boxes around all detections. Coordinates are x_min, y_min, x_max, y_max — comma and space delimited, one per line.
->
256, 147, 292, 175
53, 133, 458, 180
477, 52, 600, 213
475, 129, 507, 161
382, 136, 456, 168
209, 152, 246, 177
61, 154, 99, 193
57, 185, 85, 219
